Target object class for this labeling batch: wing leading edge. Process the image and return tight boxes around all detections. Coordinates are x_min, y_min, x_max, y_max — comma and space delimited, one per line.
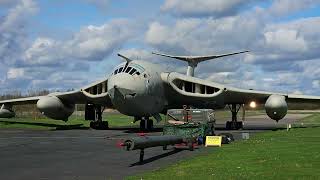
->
0, 77, 113, 107
225, 87, 320, 104
162, 72, 320, 107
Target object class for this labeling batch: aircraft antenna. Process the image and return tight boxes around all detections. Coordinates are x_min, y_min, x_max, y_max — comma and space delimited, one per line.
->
117, 53, 133, 63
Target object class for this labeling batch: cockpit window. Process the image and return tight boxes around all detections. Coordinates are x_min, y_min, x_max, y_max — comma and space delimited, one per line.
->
112, 63, 145, 76
125, 67, 132, 73
129, 69, 136, 75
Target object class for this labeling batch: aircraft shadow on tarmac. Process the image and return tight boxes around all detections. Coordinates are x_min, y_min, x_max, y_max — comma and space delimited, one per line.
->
0, 120, 89, 130
130, 148, 183, 167
107, 127, 163, 133
2, 120, 319, 132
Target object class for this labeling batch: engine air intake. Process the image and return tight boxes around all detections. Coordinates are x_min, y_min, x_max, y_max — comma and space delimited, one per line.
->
172, 79, 220, 94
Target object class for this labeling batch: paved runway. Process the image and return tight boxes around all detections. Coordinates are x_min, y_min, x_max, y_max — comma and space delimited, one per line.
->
0, 114, 310, 180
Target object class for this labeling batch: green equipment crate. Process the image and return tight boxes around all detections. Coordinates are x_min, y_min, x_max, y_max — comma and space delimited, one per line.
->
163, 109, 215, 139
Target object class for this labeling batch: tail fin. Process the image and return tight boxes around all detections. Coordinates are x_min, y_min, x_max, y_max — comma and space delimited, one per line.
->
152, 50, 249, 76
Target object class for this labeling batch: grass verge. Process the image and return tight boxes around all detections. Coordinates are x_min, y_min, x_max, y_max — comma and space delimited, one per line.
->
0, 114, 135, 130
127, 115, 320, 180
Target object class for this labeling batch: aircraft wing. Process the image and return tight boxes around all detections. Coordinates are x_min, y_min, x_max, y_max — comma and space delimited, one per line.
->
162, 72, 320, 108
224, 87, 320, 104
0, 96, 43, 105
0, 77, 113, 107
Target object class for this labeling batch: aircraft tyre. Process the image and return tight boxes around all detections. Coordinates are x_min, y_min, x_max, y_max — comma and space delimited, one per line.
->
237, 122, 243, 129
90, 121, 109, 130
147, 120, 153, 130
219, 133, 234, 144
140, 120, 145, 130
140, 119, 153, 131
226, 121, 243, 130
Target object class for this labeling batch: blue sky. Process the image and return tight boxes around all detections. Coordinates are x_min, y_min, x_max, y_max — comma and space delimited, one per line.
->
1, 0, 320, 95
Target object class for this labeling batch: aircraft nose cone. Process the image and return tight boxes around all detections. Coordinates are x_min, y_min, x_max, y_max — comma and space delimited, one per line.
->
107, 72, 148, 116
107, 73, 143, 100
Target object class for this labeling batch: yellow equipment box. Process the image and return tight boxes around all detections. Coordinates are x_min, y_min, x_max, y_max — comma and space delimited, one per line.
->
205, 136, 222, 147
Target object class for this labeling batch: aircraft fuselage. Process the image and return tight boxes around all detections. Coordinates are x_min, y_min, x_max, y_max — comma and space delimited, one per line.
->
107, 60, 168, 117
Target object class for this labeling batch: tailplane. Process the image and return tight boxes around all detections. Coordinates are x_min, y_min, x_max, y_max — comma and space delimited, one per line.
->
152, 50, 249, 76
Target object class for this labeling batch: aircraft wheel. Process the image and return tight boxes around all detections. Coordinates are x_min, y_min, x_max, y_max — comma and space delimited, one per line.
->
147, 120, 153, 130
140, 120, 145, 130
237, 121, 243, 129
140, 119, 153, 131
90, 121, 96, 129
219, 133, 234, 144
101, 121, 109, 129
226, 121, 231, 130
90, 121, 108, 130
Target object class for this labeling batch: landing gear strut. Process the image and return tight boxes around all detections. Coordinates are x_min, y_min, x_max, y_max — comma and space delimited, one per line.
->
87, 104, 108, 130
226, 104, 243, 130
139, 117, 154, 131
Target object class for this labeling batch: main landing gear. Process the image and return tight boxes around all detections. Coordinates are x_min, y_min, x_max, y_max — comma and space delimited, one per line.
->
85, 104, 109, 130
137, 117, 154, 131
226, 104, 244, 130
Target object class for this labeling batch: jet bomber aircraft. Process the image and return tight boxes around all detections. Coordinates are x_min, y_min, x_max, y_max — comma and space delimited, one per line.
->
1, 51, 320, 130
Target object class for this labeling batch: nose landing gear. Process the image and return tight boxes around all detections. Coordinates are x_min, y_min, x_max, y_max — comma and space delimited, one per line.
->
137, 117, 154, 131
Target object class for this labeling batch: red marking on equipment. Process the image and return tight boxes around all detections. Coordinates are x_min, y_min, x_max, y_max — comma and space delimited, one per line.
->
192, 144, 198, 148
116, 140, 125, 148
137, 132, 146, 136
174, 143, 186, 147
182, 115, 192, 120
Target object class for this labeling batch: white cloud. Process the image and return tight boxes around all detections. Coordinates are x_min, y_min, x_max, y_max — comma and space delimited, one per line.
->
0, 0, 37, 31
269, 0, 320, 16
145, 19, 204, 53
0, 1, 137, 92
63, 20, 134, 61
145, 12, 264, 55
264, 29, 307, 53
23, 37, 61, 66
22, 19, 136, 67
0, 0, 38, 65
1, 0, 320, 95
119, 49, 154, 61
4, 19, 137, 92
246, 17, 320, 65
0, 0, 20, 7
161, 0, 254, 18
83, 0, 109, 11
7, 68, 24, 79
312, 80, 320, 88
145, 1, 320, 94
206, 72, 237, 85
